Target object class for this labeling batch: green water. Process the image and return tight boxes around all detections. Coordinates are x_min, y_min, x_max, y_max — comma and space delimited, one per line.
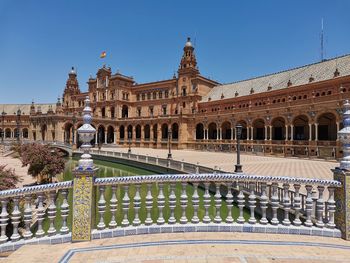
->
42, 159, 250, 233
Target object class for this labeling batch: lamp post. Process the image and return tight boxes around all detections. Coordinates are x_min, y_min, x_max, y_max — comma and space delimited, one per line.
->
1, 110, 6, 144
72, 113, 77, 147
234, 124, 243, 173
167, 127, 172, 159
16, 108, 21, 143
128, 131, 132, 154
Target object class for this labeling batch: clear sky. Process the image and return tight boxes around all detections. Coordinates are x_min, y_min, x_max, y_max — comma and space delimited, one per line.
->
0, 0, 349, 103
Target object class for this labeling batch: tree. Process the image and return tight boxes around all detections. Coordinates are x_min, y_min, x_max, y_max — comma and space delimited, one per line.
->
20, 143, 65, 184
0, 165, 22, 190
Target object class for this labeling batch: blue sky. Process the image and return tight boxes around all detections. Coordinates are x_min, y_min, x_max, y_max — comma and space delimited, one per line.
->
0, 0, 349, 103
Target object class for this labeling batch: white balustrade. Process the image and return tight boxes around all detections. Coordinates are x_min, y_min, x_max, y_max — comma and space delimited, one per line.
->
97, 186, 106, 230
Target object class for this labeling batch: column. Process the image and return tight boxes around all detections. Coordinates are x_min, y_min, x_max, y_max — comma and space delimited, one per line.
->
309, 123, 312, 141
285, 125, 289, 141
231, 128, 234, 140
336, 122, 340, 141
113, 131, 117, 144
247, 126, 250, 140
141, 126, 145, 141
234, 129, 237, 140
219, 128, 222, 140
315, 123, 319, 141
264, 126, 267, 140
104, 131, 107, 144
290, 125, 294, 141
124, 126, 127, 142
216, 128, 219, 140
150, 125, 154, 141
269, 125, 272, 140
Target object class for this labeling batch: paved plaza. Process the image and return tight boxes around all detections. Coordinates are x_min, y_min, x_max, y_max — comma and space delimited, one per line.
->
6, 232, 350, 263
101, 147, 338, 180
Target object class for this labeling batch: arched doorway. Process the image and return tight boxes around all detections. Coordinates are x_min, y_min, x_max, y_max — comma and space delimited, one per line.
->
144, 124, 150, 140
22, 128, 29, 139
172, 123, 179, 140
64, 123, 73, 144
127, 125, 133, 139
41, 124, 47, 141
122, 105, 128, 118
293, 115, 309, 140
196, 123, 204, 140
252, 119, 265, 140
271, 117, 285, 140
236, 120, 247, 140
153, 124, 158, 141
5, 128, 11, 138
221, 121, 231, 140
161, 124, 168, 140
317, 112, 337, 141
136, 125, 141, 140
119, 125, 125, 140
107, 126, 114, 143
97, 125, 105, 144
208, 122, 217, 140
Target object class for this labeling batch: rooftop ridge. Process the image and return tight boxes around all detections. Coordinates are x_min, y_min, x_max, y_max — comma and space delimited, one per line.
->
218, 53, 350, 87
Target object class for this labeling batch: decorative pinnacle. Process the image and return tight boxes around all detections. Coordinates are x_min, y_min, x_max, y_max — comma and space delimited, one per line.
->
76, 96, 96, 171
338, 100, 350, 170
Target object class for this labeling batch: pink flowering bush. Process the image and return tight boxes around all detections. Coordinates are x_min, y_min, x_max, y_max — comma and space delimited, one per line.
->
0, 165, 22, 190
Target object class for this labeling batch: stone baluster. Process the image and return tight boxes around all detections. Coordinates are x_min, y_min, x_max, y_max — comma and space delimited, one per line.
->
60, 189, 69, 234
145, 183, 153, 225
203, 182, 211, 224
293, 184, 302, 226
168, 183, 177, 224
157, 183, 165, 225
191, 183, 200, 224
47, 191, 57, 236
122, 185, 130, 227
97, 186, 106, 230
195, 162, 199, 174
23, 195, 33, 239
180, 182, 188, 224
248, 182, 257, 224
259, 182, 268, 225
236, 181, 245, 224
226, 183, 234, 223
0, 199, 8, 243
132, 184, 141, 226
36, 193, 45, 238
282, 183, 291, 226
305, 185, 313, 227
214, 183, 222, 223
270, 182, 279, 225
109, 185, 118, 228
326, 186, 335, 229
316, 186, 325, 228
10, 197, 21, 241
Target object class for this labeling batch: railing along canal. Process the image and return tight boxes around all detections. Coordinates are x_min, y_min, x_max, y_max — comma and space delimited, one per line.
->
0, 171, 342, 252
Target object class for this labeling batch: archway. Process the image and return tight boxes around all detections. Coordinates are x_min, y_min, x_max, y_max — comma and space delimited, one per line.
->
144, 124, 150, 139
107, 126, 114, 143
252, 119, 265, 140
196, 123, 204, 140
5, 128, 11, 138
119, 125, 125, 140
271, 117, 285, 140
293, 115, 309, 140
122, 105, 128, 118
221, 121, 231, 140
172, 123, 179, 140
41, 124, 47, 141
64, 123, 73, 144
208, 122, 217, 140
161, 123, 168, 140
97, 125, 105, 144
127, 125, 133, 139
317, 112, 337, 141
236, 120, 247, 140
153, 124, 158, 140
136, 125, 141, 140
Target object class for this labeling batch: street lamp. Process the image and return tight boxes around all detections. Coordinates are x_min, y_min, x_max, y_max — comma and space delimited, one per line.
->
167, 127, 172, 159
72, 113, 77, 146
16, 108, 21, 143
128, 131, 132, 154
234, 124, 243, 173
1, 110, 6, 144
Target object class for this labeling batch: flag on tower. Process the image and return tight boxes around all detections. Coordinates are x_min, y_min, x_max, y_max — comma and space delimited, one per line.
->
100, 51, 106, 58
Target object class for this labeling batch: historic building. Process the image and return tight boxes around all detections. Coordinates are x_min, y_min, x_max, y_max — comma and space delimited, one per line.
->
1, 38, 350, 159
